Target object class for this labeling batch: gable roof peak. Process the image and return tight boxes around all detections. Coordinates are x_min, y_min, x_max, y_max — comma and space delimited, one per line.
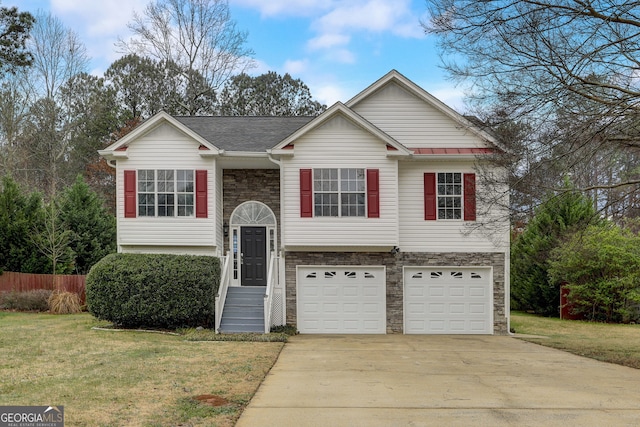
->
347, 69, 499, 147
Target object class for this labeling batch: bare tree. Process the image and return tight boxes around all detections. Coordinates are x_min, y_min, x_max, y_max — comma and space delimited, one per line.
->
425, 0, 640, 219
118, 0, 255, 115
24, 11, 89, 99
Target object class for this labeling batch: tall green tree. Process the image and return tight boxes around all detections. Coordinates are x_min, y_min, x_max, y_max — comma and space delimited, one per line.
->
549, 223, 640, 323
59, 73, 122, 181
511, 184, 598, 316
0, 175, 48, 273
105, 54, 216, 118
58, 175, 116, 274
0, 4, 35, 73
218, 71, 326, 116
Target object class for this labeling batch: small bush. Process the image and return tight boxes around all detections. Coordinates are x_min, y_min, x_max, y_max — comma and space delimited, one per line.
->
0, 289, 52, 311
48, 290, 82, 314
270, 324, 298, 335
86, 253, 220, 329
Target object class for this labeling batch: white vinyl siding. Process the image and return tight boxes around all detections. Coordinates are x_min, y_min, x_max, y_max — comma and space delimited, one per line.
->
115, 123, 217, 253
281, 114, 398, 248
352, 82, 487, 149
398, 161, 509, 252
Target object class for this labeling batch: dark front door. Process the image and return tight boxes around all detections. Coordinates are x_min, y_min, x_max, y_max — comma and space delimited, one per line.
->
241, 226, 267, 286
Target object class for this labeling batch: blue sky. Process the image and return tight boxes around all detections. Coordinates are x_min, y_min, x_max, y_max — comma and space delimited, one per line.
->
6, 0, 465, 110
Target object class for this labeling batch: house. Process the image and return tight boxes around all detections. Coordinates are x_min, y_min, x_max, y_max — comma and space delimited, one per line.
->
98, 70, 510, 335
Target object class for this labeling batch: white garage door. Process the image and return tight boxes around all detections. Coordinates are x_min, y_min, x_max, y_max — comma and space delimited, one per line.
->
404, 267, 492, 334
297, 266, 386, 334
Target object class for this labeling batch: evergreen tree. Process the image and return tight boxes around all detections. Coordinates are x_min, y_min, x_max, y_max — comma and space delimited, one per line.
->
59, 175, 116, 274
511, 183, 598, 315
0, 5, 35, 73
218, 71, 326, 116
0, 175, 48, 273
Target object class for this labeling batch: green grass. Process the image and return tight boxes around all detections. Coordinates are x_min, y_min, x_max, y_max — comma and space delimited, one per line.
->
511, 311, 640, 369
0, 312, 284, 426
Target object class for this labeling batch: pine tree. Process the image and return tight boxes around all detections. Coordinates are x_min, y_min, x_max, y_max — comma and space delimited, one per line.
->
511, 183, 598, 315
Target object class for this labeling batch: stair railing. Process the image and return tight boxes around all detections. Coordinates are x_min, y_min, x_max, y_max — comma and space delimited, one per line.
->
215, 251, 232, 333
263, 251, 277, 333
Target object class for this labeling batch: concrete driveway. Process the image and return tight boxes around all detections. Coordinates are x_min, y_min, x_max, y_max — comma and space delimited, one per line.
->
236, 334, 640, 427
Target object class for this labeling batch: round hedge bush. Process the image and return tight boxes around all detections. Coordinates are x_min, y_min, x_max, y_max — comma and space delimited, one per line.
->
86, 253, 220, 329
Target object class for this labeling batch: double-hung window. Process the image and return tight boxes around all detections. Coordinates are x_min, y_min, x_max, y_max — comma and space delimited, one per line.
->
137, 169, 195, 217
437, 172, 462, 220
314, 168, 366, 217
424, 172, 476, 221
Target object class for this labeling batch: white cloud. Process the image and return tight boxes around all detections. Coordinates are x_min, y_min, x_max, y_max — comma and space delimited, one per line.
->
313, 0, 423, 38
51, 0, 146, 36
311, 83, 348, 106
230, 0, 334, 18
307, 33, 350, 50
283, 59, 310, 75
323, 49, 356, 64
44, 0, 148, 74
234, 0, 424, 67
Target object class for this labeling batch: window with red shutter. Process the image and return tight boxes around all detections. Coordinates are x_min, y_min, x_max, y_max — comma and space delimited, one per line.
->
367, 169, 380, 218
300, 169, 313, 217
424, 173, 436, 220
463, 173, 476, 221
124, 170, 136, 218
196, 170, 208, 218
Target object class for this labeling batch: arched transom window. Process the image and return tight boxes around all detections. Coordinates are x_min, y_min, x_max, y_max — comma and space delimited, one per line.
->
230, 201, 276, 226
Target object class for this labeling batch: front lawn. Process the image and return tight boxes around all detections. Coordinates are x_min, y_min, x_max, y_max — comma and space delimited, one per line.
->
0, 312, 283, 426
511, 311, 640, 369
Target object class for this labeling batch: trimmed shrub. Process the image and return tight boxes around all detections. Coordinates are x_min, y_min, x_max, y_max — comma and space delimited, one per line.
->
0, 289, 52, 311
86, 253, 220, 329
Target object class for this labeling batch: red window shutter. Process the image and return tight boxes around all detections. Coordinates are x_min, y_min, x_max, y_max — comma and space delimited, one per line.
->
196, 170, 208, 218
124, 170, 136, 218
424, 173, 436, 220
300, 169, 313, 217
464, 173, 476, 221
367, 169, 380, 218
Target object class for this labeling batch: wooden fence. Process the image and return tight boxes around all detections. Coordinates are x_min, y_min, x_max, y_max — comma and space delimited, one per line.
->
0, 272, 86, 304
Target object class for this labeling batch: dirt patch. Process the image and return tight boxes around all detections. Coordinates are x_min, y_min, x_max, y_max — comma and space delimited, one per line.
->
193, 394, 230, 407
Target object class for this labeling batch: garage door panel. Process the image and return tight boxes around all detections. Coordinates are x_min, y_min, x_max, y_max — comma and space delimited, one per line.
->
343, 286, 359, 297
429, 286, 445, 297
449, 286, 465, 297
298, 266, 386, 334
429, 303, 445, 314
469, 303, 486, 314
450, 303, 465, 314
405, 267, 492, 334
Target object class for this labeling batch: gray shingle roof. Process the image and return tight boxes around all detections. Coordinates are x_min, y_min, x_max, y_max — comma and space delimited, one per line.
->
174, 116, 314, 152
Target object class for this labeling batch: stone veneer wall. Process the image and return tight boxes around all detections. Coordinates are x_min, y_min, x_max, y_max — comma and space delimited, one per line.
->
284, 251, 508, 335
222, 169, 280, 254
